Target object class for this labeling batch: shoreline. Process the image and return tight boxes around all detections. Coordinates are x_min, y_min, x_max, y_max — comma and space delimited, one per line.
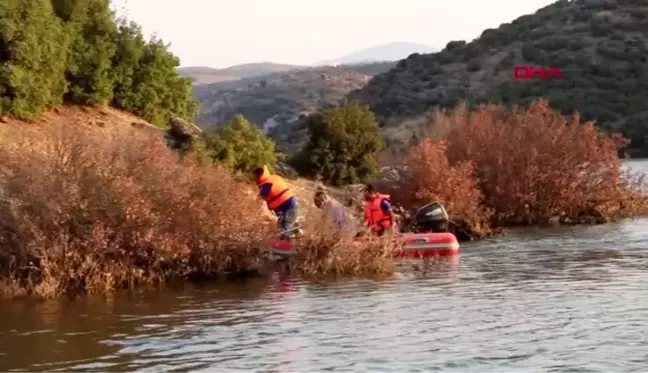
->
1, 103, 648, 300
4, 213, 648, 300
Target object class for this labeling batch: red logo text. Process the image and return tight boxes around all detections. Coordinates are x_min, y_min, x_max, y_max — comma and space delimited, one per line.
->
514, 66, 564, 80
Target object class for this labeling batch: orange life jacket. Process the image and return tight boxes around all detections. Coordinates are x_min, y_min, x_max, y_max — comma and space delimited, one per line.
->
364, 193, 392, 232
257, 165, 295, 211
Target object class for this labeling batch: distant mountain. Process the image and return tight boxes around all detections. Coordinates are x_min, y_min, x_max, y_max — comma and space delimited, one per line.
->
176, 66, 238, 85
335, 61, 397, 76
178, 48, 415, 86
316, 42, 436, 65
178, 62, 304, 85
193, 66, 376, 154
186, 60, 397, 155
348, 0, 648, 156
186, 49, 417, 153
215, 62, 304, 77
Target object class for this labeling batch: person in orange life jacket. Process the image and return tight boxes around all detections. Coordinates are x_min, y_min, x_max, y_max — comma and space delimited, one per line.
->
254, 165, 298, 238
362, 183, 395, 236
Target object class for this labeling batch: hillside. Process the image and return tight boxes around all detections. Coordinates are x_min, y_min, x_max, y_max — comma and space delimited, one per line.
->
193, 66, 374, 153
348, 0, 648, 156
2, 104, 358, 227
316, 42, 436, 65
175, 67, 240, 85
337, 61, 398, 76
1, 105, 158, 132
178, 63, 304, 85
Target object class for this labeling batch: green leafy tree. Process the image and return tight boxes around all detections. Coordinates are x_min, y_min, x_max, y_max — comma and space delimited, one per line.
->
0, 0, 68, 118
111, 32, 198, 126
52, 0, 117, 104
205, 115, 277, 174
0, 0, 202, 127
291, 102, 383, 186
110, 20, 146, 111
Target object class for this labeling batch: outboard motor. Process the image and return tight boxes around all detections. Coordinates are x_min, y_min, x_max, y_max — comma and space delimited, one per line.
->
414, 201, 449, 233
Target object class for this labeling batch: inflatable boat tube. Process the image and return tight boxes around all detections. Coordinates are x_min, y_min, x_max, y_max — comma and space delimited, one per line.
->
269, 232, 459, 257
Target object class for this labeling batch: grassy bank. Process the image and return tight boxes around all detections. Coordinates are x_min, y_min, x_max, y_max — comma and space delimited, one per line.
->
379, 101, 648, 239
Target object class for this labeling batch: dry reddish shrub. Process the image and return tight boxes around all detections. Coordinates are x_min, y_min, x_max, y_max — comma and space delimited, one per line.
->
401, 139, 493, 237
0, 123, 271, 299
285, 212, 397, 277
395, 100, 647, 229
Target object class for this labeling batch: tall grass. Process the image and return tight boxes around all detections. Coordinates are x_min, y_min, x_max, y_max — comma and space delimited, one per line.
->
285, 214, 398, 278
0, 123, 271, 299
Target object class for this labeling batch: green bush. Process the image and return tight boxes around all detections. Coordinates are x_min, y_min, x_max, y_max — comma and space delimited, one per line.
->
290, 101, 383, 186
204, 115, 277, 175
0, 0, 69, 117
53, 0, 116, 104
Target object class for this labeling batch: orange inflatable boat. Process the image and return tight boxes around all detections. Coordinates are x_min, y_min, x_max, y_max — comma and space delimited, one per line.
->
269, 232, 459, 257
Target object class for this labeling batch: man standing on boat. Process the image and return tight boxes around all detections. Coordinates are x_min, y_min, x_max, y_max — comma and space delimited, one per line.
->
363, 184, 396, 236
254, 165, 298, 239
313, 188, 358, 235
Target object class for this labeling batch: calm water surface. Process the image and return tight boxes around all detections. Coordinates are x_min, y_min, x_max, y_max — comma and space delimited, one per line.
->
1, 161, 648, 372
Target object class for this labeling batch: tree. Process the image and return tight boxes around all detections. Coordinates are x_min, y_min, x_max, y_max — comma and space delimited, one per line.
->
291, 102, 383, 186
110, 20, 146, 111
53, 0, 117, 104
0, 0, 198, 125
204, 115, 277, 174
0, 0, 68, 118
111, 31, 198, 126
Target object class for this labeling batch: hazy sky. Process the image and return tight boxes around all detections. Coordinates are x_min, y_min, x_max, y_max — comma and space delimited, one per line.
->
119, 0, 557, 68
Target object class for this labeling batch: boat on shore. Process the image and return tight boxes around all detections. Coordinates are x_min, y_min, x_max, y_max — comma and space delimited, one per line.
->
269, 231, 460, 257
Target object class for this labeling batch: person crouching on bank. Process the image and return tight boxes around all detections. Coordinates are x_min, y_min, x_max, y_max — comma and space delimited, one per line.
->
254, 165, 298, 239
313, 189, 358, 235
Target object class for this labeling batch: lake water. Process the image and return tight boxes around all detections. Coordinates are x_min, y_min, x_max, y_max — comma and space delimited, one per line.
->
1, 160, 647, 372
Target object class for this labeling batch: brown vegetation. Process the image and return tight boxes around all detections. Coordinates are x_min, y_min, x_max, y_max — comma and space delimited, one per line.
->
389, 100, 648, 236
400, 140, 494, 238
284, 215, 398, 278
0, 122, 271, 299
6, 99, 642, 298
0, 116, 401, 299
